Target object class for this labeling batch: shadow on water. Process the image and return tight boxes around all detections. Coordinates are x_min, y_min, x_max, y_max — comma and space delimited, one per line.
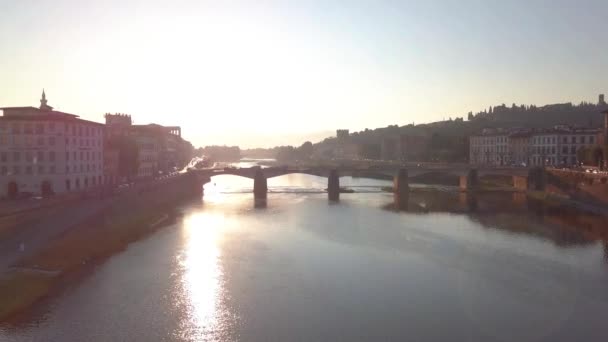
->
382, 190, 608, 249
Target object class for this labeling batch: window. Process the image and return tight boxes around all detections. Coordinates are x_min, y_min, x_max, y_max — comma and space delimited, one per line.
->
562, 146, 568, 154
65, 165, 69, 174
49, 165, 56, 174
49, 136, 56, 145
66, 152, 69, 161
24, 123, 33, 134
13, 151, 20, 162
571, 136, 576, 143
49, 122, 55, 131
49, 151, 56, 162
25, 151, 32, 162
1, 166, 6, 175
73, 151, 77, 160
37, 136, 44, 146
38, 165, 44, 174
13, 166, 20, 175
590, 136, 595, 144
0, 152, 6, 162
581, 136, 586, 144
562, 137, 567, 143
80, 151, 83, 160
35, 123, 44, 134
571, 146, 576, 154
12, 123, 21, 134
551, 147, 555, 154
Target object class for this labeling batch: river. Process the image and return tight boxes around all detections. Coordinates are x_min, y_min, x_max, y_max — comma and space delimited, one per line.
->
1, 170, 608, 341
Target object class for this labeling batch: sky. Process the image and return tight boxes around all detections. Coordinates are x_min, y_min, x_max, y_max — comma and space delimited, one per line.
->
1, 0, 607, 148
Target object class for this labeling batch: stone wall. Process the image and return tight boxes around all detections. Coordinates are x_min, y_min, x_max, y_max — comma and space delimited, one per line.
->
545, 169, 608, 206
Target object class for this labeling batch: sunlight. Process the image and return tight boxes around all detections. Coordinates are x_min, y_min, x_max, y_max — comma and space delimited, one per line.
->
180, 212, 227, 339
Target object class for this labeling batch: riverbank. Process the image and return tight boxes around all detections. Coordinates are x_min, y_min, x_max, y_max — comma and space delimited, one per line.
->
0, 203, 177, 323
0, 173, 202, 323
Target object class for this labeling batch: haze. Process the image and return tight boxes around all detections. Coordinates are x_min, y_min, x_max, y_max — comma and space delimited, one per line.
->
1, 0, 607, 147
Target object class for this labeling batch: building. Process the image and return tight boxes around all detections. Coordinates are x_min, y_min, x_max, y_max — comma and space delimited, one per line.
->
0, 91, 104, 198
469, 129, 510, 166
334, 129, 359, 159
509, 132, 531, 166
469, 126, 602, 167
105, 113, 192, 180
336, 129, 349, 140
530, 127, 600, 166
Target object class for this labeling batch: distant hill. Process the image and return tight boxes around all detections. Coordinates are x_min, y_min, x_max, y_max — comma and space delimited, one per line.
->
314, 97, 608, 162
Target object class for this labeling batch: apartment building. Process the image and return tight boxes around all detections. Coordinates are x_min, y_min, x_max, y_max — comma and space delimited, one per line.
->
0, 91, 104, 198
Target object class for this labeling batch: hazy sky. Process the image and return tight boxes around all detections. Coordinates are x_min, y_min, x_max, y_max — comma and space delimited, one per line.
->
1, 0, 607, 148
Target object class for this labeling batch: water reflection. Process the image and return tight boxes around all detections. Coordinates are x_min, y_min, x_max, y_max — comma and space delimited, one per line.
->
178, 212, 226, 340
389, 189, 608, 250
3, 173, 608, 341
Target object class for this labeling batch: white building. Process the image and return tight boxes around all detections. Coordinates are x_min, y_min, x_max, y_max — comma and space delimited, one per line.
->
469, 126, 601, 167
0, 91, 104, 198
469, 130, 510, 166
529, 127, 600, 166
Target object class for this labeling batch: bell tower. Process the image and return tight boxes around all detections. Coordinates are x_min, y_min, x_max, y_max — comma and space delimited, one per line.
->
40, 89, 53, 110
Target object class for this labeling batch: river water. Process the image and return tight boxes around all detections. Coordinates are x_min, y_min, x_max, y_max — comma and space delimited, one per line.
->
2, 172, 608, 341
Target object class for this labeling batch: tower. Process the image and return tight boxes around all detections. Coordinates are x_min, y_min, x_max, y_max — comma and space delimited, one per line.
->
39, 89, 53, 110
599, 94, 606, 106
604, 109, 608, 170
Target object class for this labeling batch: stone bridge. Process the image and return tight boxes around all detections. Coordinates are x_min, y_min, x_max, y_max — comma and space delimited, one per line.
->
193, 165, 535, 207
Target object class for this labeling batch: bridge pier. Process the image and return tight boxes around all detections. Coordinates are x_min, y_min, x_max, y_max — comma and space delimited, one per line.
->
528, 167, 546, 191
328, 169, 340, 201
253, 168, 267, 200
460, 169, 478, 191
512, 175, 528, 191
394, 168, 409, 210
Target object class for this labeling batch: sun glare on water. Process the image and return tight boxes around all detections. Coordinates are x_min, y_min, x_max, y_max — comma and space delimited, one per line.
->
178, 212, 230, 340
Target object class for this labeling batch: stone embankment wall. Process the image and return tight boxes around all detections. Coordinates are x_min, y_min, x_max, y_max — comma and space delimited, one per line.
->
545, 169, 608, 206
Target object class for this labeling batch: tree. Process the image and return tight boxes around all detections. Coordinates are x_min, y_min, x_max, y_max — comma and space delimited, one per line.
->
467, 112, 474, 121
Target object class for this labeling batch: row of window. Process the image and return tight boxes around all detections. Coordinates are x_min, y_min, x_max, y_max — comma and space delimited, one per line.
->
533, 135, 596, 145
472, 135, 596, 145
0, 164, 101, 175
471, 136, 509, 144
0, 150, 102, 163
64, 176, 104, 191
0, 122, 102, 137
0, 135, 102, 148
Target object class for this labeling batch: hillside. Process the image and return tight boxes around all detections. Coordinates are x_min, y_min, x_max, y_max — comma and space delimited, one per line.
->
315, 98, 608, 162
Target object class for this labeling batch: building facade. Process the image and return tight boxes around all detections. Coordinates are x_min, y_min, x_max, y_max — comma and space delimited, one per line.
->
0, 91, 104, 198
469, 126, 602, 167
469, 130, 510, 166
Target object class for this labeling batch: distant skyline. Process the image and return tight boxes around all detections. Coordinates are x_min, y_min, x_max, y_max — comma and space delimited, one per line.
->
1, 0, 607, 148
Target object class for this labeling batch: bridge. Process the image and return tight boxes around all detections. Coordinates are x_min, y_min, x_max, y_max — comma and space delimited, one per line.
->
192, 164, 539, 209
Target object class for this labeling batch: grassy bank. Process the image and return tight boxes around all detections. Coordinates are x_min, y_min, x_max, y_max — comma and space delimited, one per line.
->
0, 202, 176, 322
0, 272, 55, 322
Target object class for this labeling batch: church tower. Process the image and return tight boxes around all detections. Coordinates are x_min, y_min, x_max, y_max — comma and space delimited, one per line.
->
39, 89, 53, 110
